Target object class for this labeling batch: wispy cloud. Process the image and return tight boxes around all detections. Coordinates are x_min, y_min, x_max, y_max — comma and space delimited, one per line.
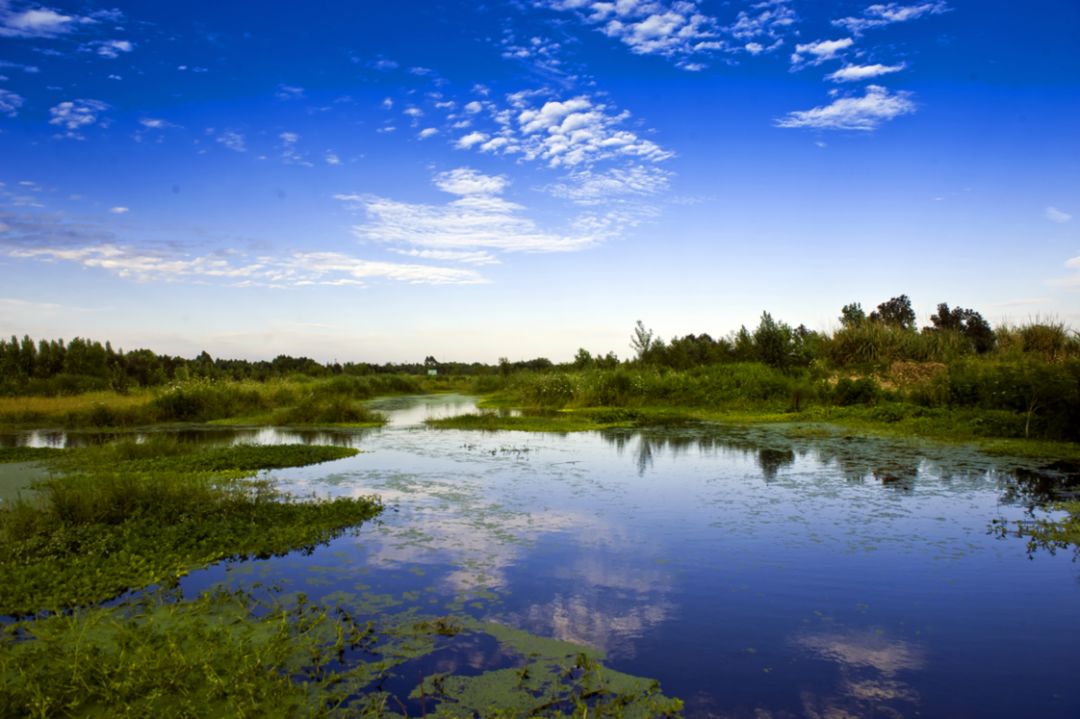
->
1050, 255, 1080, 288
833, 2, 949, 35
546, 165, 671, 205
215, 130, 247, 152
336, 167, 630, 254
826, 62, 905, 82
89, 39, 134, 59
726, 0, 797, 54
275, 84, 304, 101
279, 131, 312, 166
5, 241, 485, 287
790, 37, 853, 68
0, 87, 23, 117
48, 99, 109, 139
775, 85, 915, 131
109, 206, 129, 214
389, 248, 500, 266
139, 117, 177, 129
1045, 206, 1072, 224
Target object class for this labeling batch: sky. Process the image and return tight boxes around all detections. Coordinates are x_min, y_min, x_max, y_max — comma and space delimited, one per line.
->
0, 0, 1078, 363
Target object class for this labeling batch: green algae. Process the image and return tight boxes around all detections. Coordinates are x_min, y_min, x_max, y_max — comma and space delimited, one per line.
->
0, 441, 379, 615
411, 619, 682, 718
1, 587, 683, 718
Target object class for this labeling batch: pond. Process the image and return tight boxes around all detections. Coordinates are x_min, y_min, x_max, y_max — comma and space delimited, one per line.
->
5, 393, 1080, 717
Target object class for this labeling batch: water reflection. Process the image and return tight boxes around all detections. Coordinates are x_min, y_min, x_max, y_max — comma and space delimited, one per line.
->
5, 400, 1080, 717
795, 628, 924, 718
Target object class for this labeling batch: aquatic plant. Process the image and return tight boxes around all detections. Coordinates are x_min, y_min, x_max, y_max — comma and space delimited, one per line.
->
0, 442, 378, 615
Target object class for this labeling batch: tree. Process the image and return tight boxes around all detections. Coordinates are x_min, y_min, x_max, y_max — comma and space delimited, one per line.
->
753, 311, 794, 369
839, 302, 866, 328
572, 348, 593, 370
927, 303, 996, 354
630, 320, 654, 362
869, 295, 916, 330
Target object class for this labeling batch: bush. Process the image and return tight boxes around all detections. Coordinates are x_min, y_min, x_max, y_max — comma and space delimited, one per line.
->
832, 377, 880, 406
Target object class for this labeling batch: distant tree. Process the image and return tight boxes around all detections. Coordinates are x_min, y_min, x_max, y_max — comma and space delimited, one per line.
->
630, 320, 655, 362
839, 302, 866, 328
573, 348, 593, 370
927, 303, 996, 354
869, 295, 916, 330
596, 351, 619, 369
424, 355, 438, 368
753, 312, 794, 369
732, 326, 755, 361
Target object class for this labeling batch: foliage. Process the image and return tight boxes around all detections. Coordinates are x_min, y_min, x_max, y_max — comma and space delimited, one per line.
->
868, 294, 916, 330
926, 303, 996, 354
0, 441, 377, 615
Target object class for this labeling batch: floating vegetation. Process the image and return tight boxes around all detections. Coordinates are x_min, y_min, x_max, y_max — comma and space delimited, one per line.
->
0, 440, 378, 615
0, 589, 683, 718
0, 447, 60, 464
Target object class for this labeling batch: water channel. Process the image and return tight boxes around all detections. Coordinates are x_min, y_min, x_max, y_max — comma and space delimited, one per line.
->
3, 393, 1079, 717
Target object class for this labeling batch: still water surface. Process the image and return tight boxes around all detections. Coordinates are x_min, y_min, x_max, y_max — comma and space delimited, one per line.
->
5, 394, 1080, 717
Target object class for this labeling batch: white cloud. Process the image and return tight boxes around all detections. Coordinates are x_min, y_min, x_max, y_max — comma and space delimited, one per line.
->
775, 85, 915, 131
1045, 207, 1072, 224
0, 87, 23, 117
464, 100, 484, 114
325, 152, 341, 165
48, 99, 109, 139
433, 168, 509, 197
417, 127, 439, 140
335, 169, 629, 254
1050, 255, 1080, 288
827, 62, 905, 82
389, 248, 501, 266
501, 33, 566, 76
457, 93, 672, 169
539, 0, 724, 70
109, 206, 129, 214
381, 97, 393, 110
275, 84, 304, 100
216, 130, 246, 152
5, 242, 484, 286
791, 37, 853, 67
726, 1, 798, 46
93, 39, 134, 58
834, 2, 949, 35
139, 117, 179, 130
546, 165, 671, 205
0, 4, 97, 38
279, 132, 312, 166
455, 131, 489, 149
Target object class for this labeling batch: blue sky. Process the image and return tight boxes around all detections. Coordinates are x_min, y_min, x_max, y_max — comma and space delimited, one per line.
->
1, 1, 1078, 362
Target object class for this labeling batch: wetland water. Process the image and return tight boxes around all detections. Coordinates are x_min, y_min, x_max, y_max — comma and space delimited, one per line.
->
5, 393, 1080, 717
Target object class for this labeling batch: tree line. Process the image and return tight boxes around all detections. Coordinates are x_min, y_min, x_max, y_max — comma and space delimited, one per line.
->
2, 294, 1076, 396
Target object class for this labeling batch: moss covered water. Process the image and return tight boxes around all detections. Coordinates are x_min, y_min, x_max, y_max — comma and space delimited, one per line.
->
2, 394, 1079, 716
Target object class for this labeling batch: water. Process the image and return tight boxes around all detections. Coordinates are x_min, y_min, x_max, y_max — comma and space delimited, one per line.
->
5, 394, 1080, 717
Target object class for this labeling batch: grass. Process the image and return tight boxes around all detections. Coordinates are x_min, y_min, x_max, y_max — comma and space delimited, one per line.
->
0, 375, 455, 430
0, 439, 379, 615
